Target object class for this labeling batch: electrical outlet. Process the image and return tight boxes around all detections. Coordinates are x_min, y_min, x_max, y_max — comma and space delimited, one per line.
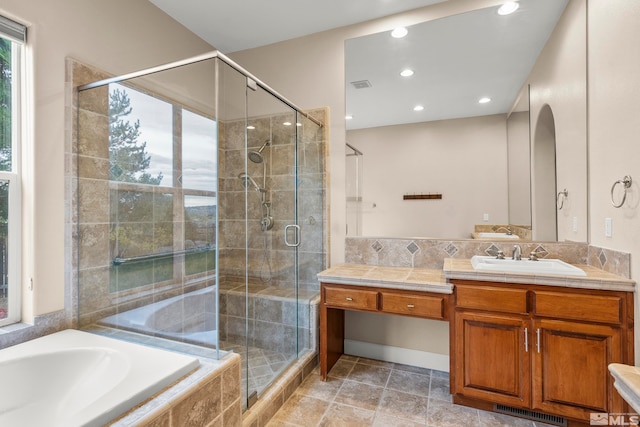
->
483, 213, 489, 222
572, 217, 578, 233
605, 217, 612, 237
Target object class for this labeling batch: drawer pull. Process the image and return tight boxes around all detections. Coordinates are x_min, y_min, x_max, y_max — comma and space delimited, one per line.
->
407, 304, 415, 308
345, 297, 353, 301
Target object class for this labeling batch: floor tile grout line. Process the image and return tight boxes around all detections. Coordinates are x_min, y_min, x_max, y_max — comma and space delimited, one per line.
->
275, 354, 546, 427
317, 371, 348, 425
328, 357, 430, 426
426, 373, 433, 426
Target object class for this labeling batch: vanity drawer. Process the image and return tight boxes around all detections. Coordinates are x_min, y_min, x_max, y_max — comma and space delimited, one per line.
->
455, 285, 528, 314
380, 291, 445, 319
534, 291, 622, 324
323, 285, 378, 311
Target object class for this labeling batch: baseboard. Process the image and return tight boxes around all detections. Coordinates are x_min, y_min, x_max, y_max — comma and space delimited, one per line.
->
344, 339, 449, 372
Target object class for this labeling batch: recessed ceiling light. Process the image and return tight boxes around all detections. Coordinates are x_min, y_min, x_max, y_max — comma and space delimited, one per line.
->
478, 97, 492, 104
498, 1, 519, 15
400, 69, 414, 77
413, 105, 424, 111
345, 115, 353, 120
391, 27, 408, 38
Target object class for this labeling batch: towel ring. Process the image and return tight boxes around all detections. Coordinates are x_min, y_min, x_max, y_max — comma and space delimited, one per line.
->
611, 175, 632, 208
556, 189, 568, 210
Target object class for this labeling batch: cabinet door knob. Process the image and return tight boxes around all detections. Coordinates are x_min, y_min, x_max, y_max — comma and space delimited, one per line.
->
407, 304, 415, 308
345, 297, 353, 301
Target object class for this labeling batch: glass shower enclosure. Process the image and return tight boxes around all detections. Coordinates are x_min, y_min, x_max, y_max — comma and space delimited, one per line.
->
346, 143, 363, 236
74, 52, 325, 410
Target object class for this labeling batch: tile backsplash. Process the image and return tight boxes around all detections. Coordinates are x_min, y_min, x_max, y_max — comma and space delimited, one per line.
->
345, 237, 631, 279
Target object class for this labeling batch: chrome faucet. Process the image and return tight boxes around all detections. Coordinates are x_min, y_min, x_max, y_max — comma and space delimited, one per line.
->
496, 226, 513, 235
512, 244, 522, 260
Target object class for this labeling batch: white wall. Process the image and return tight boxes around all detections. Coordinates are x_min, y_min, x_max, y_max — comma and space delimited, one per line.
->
347, 115, 509, 239
527, 0, 588, 242
588, 0, 640, 362
0, 0, 213, 320
507, 110, 531, 225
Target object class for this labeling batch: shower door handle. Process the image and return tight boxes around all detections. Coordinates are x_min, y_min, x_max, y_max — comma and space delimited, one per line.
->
284, 224, 301, 247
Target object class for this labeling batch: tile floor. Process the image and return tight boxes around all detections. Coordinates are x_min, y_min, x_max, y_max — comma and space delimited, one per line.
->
267, 355, 557, 427
223, 341, 296, 407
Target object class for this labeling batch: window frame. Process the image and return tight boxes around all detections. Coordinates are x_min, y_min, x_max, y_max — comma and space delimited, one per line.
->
0, 35, 23, 327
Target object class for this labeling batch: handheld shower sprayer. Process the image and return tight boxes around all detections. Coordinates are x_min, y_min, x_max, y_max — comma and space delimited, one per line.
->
238, 172, 264, 193
241, 139, 274, 232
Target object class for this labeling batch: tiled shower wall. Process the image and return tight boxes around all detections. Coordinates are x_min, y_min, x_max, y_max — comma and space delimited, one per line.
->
217, 108, 327, 352
217, 110, 327, 291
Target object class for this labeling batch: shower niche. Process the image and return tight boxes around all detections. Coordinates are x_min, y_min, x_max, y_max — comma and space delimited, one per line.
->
73, 53, 327, 410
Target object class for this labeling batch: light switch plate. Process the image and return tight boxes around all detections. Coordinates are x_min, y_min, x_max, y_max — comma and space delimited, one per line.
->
605, 217, 612, 237
483, 213, 489, 222
572, 217, 578, 232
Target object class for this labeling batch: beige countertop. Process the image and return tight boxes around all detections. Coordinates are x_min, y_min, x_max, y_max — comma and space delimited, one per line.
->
470, 232, 521, 240
443, 258, 635, 292
318, 259, 634, 294
317, 263, 452, 294
609, 363, 640, 414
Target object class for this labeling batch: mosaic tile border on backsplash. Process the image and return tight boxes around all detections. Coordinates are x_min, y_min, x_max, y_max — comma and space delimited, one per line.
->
346, 237, 632, 279
345, 237, 602, 273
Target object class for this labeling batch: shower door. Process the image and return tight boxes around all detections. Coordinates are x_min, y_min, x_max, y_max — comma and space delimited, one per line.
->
243, 79, 300, 406
216, 57, 301, 409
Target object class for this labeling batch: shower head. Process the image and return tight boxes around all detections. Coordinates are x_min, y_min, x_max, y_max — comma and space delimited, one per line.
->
238, 172, 263, 192
249, 140, 270, 164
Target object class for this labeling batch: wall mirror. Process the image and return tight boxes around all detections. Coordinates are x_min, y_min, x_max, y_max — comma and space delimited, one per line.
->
345, 0, 588, 242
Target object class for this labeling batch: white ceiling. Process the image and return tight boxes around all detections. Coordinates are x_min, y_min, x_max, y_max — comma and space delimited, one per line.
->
346, 0, 569, 129
149, 0, 569, 131
148, 0, 447, 53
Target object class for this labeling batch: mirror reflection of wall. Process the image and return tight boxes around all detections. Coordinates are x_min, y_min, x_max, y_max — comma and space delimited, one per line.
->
532, 104, 559, 241
345, 0, 587, 242
506, 85, 531, 228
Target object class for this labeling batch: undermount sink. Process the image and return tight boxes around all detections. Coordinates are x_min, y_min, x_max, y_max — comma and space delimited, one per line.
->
470, 255, 586, 276
476, 232, 519, 239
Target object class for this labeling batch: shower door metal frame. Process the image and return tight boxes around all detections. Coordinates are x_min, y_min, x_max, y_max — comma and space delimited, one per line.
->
78, 50, 322, 128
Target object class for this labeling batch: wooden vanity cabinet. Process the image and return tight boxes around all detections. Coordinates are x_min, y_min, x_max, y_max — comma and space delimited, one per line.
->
453, 285, 531, 407
532, 318, 622, 420
451, 280, 634, 424
320, 283, 449, 380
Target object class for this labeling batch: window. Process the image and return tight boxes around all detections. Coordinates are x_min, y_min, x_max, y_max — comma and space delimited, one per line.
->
107, 85, 217, 292
0, 15, 25, 326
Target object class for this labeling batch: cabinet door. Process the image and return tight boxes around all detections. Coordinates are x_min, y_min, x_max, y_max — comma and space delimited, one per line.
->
532, 319, 623, 420
453, 311, 531, 407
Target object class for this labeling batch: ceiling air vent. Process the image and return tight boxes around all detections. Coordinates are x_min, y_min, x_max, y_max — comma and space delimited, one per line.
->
350, 80, 372, 89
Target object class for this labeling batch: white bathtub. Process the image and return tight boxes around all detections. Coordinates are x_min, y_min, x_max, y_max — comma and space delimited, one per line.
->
0, 329, 199, 426
99, 286, 217, 346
